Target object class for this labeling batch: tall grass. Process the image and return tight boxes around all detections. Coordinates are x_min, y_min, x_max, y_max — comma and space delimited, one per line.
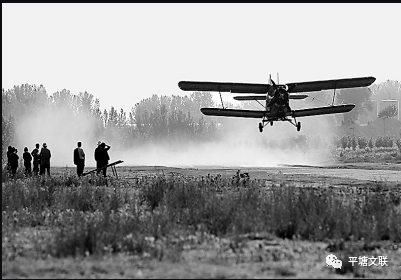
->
2, 173, 400, 259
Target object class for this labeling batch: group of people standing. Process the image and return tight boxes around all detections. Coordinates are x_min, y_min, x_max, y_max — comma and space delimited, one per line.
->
6, 143, 51, 178
73, 141, 111, 177
5, 140, 111, 179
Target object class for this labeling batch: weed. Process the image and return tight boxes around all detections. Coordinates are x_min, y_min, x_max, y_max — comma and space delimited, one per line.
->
2, 171, 400, 259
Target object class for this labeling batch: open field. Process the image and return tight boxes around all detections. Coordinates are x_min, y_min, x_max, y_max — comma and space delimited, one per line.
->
2, 163, 401, 278
120, 162, 401, 185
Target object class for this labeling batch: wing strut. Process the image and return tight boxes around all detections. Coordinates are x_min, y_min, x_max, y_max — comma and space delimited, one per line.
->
255, 99, 265, 109
218, 86, 225, 109
331, 85, 337, 106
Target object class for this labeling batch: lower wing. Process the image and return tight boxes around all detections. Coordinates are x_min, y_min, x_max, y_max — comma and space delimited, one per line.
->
200, 104, 355, 119
292, 104, 355, 117
200, 108, 270, 118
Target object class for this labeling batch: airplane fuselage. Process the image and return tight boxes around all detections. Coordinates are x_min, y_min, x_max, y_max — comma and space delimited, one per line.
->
265, 87, 292, 119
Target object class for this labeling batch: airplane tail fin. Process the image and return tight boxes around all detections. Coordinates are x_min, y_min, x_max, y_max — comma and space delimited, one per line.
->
268, 74, 276, 95
269, 74, 276, 87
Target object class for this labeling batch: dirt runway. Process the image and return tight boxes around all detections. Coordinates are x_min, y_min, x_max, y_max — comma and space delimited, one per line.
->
123, 162, 401, 188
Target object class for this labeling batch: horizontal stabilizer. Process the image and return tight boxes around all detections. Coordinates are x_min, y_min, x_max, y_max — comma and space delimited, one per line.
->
289, 94, 308, 100
233, 94, 308, 101
201, 108, 270, 118
233, 95, 267, 101
292, 104, 355, 118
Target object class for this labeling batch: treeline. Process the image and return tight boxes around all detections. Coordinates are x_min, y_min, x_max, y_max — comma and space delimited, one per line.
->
258, 134, 401, 152
132, 93, 220, 144
2, 84, 220, 161
335, 135, 401, 150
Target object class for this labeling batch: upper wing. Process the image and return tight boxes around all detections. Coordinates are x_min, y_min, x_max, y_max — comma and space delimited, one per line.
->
286, 76, 375, 93
179, 77, 375, 94
292, 104, 355, 118
179, 81, 270, 94
201, 108, 270, 118
234, 94, 308, 101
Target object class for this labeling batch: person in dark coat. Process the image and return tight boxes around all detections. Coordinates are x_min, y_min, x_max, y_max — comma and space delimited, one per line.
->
39, 143, 51, 177
97, 142, 110, 177
9, 147, 19, 178
73, 141, 85, 176
31, 143, 40, 175
94, 141, 102, 173
23, 147, 32, 175
6, 146, 13, 175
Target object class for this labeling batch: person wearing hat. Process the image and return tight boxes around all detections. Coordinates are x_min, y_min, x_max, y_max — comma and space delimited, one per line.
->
23, 147, 32, 175
31, 143, 40, 175
39, 143, 51, 176
97, 142, 110, 177
94, 141, 102, 173
73, 141, 85, 176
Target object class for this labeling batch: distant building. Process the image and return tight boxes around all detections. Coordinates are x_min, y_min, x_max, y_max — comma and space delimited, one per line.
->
378, 100, 399, 120
359, 99, 400, 125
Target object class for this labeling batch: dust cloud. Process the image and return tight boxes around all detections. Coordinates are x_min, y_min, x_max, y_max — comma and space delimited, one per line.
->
113, 114, 338, 168
14, 104, 338, 168
14, 107, 99, 168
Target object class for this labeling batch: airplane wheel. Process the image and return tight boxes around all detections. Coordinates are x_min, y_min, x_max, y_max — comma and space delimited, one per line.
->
270, 121, 273, 126
297, 122, 301, 132
259, 122, 263, 133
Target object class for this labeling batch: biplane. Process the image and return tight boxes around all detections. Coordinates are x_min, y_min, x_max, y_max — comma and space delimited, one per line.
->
178, 75, 375, 132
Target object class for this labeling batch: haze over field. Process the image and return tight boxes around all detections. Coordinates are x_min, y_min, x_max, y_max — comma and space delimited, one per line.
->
115, 114, 337, 168
12, 101, 336, 168
15, 108, 98, 167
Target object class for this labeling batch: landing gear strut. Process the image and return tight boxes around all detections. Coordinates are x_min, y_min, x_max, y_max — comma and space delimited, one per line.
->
286, 114, 302, 132
259, 117, 300, 132
259, 117, 272, 132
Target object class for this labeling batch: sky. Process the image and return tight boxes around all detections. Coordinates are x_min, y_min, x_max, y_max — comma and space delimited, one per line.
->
2, 3, 400, 114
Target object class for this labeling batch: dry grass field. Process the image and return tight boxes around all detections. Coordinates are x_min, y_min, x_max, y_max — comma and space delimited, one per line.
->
2, 163, 401, 279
